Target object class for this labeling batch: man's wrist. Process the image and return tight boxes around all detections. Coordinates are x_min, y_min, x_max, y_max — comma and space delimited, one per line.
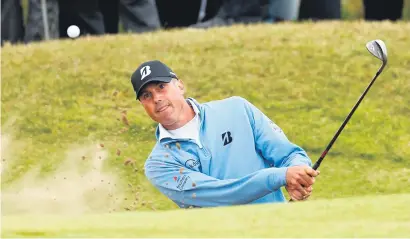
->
267, 167, 288, 189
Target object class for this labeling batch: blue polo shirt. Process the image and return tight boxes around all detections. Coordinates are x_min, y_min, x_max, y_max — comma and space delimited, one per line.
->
144, 96, 312, 208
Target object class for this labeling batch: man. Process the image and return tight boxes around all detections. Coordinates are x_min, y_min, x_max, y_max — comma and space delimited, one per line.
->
1, 0, 25, 45
265, 0, 301, 23
190, 0, 263, 28
59, 0, 105, 38
130, 60, 319, 208
298, 0, 341, 21
363, 0, 403, 21
25, 0, 59, 43
154, 0, 222, 28
99, 0, 161, 34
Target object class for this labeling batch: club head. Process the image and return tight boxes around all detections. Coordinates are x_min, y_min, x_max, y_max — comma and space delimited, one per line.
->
366, 39, 388, 65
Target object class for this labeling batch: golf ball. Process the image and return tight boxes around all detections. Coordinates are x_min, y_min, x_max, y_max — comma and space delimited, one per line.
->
67, 25, 80, 38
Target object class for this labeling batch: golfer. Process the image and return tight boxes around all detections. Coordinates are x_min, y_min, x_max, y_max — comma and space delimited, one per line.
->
130, 60, 319, 208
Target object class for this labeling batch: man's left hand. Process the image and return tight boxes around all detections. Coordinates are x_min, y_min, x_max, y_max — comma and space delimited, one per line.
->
286, 168, 320, 201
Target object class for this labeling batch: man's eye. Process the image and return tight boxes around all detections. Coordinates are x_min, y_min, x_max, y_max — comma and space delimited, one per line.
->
158, 83, 165, 89
142, 93, 150, 99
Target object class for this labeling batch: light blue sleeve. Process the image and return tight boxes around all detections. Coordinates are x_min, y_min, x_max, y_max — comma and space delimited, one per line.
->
144, 156, 287, 208
241, 97, 312, 168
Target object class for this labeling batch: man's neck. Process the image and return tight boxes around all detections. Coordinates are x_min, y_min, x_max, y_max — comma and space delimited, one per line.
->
163, 101, 195, 130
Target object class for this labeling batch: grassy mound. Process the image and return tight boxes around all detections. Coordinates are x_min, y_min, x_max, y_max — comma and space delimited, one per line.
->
2, 193, 410, 237
1, 21, 410, 216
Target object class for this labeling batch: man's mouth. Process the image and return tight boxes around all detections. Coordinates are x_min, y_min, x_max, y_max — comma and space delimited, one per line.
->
156, 105, 169, 112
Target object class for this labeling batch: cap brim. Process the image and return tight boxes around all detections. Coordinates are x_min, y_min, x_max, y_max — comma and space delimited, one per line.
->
136, 76, 173, 99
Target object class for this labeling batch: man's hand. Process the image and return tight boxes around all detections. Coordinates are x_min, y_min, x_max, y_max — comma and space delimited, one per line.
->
285, 166, 319, 201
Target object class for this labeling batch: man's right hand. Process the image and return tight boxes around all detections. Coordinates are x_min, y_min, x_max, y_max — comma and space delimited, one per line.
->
285, 165, 319, 201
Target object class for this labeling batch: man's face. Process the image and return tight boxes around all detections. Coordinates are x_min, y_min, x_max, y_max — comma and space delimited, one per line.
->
138, 79, 186, 127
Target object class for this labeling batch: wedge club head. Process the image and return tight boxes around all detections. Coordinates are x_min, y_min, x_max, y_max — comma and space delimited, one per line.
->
366, 39, 388, 73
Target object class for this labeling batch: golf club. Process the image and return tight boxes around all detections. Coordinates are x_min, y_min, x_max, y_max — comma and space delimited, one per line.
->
289, 39, 388, 202
312, 39, 387, 170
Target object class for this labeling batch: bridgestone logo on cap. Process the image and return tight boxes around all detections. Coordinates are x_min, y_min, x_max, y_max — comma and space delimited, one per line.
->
140, 66, 151, 80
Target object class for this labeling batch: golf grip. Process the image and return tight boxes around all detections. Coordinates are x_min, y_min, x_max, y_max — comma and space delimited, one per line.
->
288, 154, 324, 202
288, 67, 384, 203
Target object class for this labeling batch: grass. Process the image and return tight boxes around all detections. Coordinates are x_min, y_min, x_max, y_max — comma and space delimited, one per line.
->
2, 193, 410, 237
1, 20, 410, 237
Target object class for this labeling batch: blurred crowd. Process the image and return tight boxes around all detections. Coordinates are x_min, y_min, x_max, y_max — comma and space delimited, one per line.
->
1, 0, 406, 45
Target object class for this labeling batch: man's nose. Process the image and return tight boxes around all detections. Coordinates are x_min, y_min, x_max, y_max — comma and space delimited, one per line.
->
152, 92, 163, 103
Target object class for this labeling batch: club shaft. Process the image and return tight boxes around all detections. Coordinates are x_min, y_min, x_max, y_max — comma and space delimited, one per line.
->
312, 66, 384, 170
289, 67, 383, 203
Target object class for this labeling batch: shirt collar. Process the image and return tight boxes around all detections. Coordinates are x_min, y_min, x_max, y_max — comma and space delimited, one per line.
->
158, 98, 200, 141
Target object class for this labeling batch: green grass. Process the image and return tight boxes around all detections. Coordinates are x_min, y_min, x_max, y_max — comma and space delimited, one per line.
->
1, 21, 410, 237
2, 193, 410, 237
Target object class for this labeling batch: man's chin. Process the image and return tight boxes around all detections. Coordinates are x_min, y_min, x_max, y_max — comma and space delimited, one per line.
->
160, 122, 178, 129
157, 117, 176, 127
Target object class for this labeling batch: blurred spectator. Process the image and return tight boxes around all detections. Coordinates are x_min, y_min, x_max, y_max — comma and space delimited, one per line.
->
1, 0, 408, 46
120, 0, 161, 33
99, 0, 119, 34
1, 0, 59, 45
153, 0, 223, 28
265, 0, 301, 22
1, 0, 25, 45
25, 0, 59, 42
155, 0, 203, 28
191, 0, 262, 28
363, 0, 404, 21
155, 0, 222, 28
59, 0, 105, 38
299, 0, 341, 20
96, 0, 161, 35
